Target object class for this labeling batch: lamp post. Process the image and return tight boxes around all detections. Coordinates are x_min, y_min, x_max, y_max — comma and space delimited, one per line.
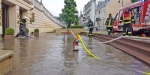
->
118, 0, 123, 7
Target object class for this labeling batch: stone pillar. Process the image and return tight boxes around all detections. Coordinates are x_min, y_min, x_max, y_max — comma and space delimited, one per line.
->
26, 10, 30, 28
9, 5, 19, 35
0, 0, 2, 35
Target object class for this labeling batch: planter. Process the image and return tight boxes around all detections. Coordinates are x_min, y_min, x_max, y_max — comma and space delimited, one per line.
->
34, 32, 39, 37
56, 28, 84, 35
70, 28, 84, 34
4, 35, 14, 40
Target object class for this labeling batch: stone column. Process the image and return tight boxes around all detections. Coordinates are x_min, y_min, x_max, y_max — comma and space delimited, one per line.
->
26, 10, 30, 28
9, 5, 19, 35
0, 0, 2, 35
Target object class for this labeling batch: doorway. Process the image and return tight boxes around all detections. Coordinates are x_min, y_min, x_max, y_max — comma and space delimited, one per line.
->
2, 3, 9, 38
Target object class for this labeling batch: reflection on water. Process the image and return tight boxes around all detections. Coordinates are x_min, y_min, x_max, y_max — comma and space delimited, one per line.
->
2, 39, 14, 50
105, 45, 112, 53
0, 33, 149, 75
87, 37, 93, 49
19, 38, 28, 63
133, 60, 143, 75
78, 35, 150, 75
62, 36, 79, 75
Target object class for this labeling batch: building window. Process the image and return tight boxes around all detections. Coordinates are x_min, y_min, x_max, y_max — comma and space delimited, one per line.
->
99, 11, 100, 14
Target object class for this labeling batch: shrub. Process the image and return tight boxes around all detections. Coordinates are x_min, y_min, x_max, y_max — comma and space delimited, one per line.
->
70, 25, 84, 28
26, 28, 29, 33
5, 28, 15, 35
54, 30, 56, 32
34, 28, 39, 32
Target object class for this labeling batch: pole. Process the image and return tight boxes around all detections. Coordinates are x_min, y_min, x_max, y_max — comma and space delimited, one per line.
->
122, 0, 123, 7
118, 0, 123, 7
41, 0, 42, 4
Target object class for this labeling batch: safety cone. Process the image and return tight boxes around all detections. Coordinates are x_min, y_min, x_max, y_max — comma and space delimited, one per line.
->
76, 36, 79, 42
68, 31, 70, 34
66, 30, 70, 35
141, 33, 146, 37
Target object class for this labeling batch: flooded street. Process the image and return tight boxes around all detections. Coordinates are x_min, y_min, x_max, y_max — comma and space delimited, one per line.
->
0, 33, 150, 75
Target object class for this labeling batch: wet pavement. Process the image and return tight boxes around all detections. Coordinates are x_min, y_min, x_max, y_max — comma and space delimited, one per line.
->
0, 33, 150, 75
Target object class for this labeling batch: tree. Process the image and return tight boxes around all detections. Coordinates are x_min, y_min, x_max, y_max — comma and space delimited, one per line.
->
131, 0, 138, 3
60, 0, 79, 28
55, 15, 64, 22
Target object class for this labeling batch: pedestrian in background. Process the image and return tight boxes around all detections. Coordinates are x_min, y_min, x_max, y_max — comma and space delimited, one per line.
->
87, 18, 94, 35
105, 13, 114, 35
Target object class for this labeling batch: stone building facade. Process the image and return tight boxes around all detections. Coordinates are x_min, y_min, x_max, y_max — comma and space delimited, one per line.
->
0, 0, 65, 37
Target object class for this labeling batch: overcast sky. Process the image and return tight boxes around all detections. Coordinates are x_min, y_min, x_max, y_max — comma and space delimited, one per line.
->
40, 0, 90, 17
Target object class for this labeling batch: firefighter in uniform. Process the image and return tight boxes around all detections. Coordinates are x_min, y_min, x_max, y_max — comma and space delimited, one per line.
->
120, 9, 134, 36
15, 18, 28, 37
105, 14, 114, 35
87, 18, 94, 35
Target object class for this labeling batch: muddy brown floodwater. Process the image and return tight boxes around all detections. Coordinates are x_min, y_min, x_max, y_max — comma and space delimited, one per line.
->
0, 33, 149, 75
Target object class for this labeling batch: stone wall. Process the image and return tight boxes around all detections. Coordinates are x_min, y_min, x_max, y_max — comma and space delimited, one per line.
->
0, 0, 65, 36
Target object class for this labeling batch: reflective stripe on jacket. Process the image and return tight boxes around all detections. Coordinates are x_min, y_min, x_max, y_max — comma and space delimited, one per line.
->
122, 14, 134, 24
105, 18, 114, 27
88, 21, 94, 28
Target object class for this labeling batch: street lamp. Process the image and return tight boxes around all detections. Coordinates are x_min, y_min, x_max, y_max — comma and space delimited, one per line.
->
118, 0, 123, 7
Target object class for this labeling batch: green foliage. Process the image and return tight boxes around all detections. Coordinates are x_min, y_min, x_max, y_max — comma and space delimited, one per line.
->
46, 30, 56, 33
131, 0, 138, 3
60, 26, 66, 29
34, 28, 39, 32
55, 16, 64, 22
26, 28, 29, 33
5, 28, 15, 35
60, 0, 79, 28
70, 25, 84, 28
54, 30, 56, 32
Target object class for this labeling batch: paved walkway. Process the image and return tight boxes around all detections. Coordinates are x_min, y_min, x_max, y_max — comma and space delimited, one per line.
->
0, 33, 149, 75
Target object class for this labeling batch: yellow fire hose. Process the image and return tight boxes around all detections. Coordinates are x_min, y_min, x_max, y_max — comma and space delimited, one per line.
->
77, 34, 100, 59
77, 34, 150, 75
73, 32, 149, 74
139, 71, 150, 75
129, 69, 150, 75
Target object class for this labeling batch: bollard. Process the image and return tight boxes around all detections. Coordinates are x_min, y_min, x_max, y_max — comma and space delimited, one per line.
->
73, 39, 79, 51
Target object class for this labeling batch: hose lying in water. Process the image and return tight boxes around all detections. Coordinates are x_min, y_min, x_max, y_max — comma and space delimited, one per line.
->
77, 34, 100, 59
101, 36, 129, 44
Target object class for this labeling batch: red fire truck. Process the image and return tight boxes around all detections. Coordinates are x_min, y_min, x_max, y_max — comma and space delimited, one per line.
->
113, 0, 150, 36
